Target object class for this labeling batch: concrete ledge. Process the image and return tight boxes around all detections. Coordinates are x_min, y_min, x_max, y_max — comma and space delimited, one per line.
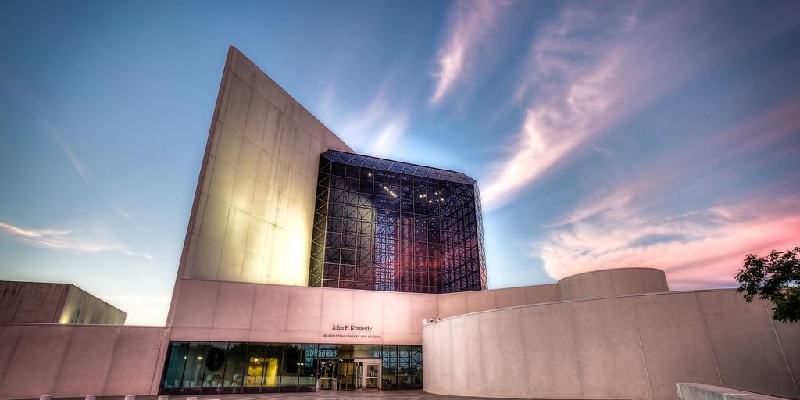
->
677, 383, 791, 400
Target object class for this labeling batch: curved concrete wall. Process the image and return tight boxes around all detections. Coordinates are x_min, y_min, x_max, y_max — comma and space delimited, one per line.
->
423, 289, 800, 400
557, 267, 669, 301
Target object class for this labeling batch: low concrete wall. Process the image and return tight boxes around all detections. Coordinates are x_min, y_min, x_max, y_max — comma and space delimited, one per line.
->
423, 289, 800, 400
557, 268, 669, 301
0, 324, 167, 399
0, 281, 126, 325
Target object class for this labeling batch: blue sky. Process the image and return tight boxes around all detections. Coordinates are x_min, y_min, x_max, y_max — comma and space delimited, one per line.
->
1, 1, 798, 326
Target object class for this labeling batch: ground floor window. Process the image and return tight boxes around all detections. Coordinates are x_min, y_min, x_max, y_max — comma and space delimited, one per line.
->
159, 342, 422, 394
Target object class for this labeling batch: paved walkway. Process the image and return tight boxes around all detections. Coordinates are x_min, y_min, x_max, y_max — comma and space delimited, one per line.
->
67, 391, 525, 400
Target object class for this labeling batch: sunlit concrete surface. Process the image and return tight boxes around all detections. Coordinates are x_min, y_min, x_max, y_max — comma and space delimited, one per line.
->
0, 281, 126, 325
173, 46, 351, 290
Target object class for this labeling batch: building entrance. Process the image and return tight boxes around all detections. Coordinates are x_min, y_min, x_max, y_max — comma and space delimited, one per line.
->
316, 358, 381, 391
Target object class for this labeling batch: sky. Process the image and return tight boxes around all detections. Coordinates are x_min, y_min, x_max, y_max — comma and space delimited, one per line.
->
1, 1, 798, 326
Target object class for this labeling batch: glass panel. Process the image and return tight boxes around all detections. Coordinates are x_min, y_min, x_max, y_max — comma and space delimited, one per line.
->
183, 342, 209, 388
264, 344, 283, 387
382, 345, 397, 389
201, 342, 228, 387
411, 345, 423, 386
223, 342, 247, 388
161, 342, 188, 389
397, 345, 411, 386
365, 362, 380, 389
279, 344, 299, 387
245, 344, 266, 387
298, 344, 317, 390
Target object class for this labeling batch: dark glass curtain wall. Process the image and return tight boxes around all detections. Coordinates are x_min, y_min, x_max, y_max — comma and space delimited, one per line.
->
309, 151, 487, 294
160, 342, 422, 394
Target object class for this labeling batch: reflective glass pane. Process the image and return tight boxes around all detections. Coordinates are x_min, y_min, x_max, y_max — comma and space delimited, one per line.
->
201, 342, 228, 387
183, 342, 209, 388
222, 342, 247, 388
162, 342, 188, 389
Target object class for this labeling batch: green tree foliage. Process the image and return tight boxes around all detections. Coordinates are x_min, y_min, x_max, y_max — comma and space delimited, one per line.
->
735, 247, 800, 323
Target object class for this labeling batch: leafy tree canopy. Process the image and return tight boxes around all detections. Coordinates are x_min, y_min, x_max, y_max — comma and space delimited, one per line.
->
735, 246, 800, 323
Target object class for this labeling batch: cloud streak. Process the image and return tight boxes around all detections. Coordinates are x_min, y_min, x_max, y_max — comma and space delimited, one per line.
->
41, 121, 92, 185
430, 0, 509, 105
0, 220, 154, 260
115, 208, 133, 220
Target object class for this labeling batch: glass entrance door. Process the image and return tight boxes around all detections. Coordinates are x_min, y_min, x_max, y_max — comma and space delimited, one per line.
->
362, 360, 381, 390
317, 359, 337, 390
316, 358, 363, 391
336, 361, 362, 391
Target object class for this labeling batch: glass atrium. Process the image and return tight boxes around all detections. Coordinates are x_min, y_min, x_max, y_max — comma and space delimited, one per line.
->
309, 151, 487, 293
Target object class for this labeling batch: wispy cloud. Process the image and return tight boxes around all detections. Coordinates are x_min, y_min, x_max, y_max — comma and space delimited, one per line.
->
477, 1, 786, 210
320, 80, 408, 157
480, 4, 636, 209
430, 0, 510, 105
115, 208, 133, 220
41, 121, 92, 185
0, 220, 154, 260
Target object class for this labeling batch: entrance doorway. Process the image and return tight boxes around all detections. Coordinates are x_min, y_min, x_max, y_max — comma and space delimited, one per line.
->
315, 358, 381, 391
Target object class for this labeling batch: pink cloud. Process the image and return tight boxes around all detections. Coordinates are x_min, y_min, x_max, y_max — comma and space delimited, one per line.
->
538, 207, 799, 290
532, 91, 800, 290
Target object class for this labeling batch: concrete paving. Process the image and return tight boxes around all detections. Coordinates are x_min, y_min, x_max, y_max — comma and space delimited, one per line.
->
52, 391, 526, 400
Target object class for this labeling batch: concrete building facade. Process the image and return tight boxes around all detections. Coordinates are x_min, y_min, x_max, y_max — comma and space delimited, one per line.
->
0, 280, 126, 325
0, 47, 798, 399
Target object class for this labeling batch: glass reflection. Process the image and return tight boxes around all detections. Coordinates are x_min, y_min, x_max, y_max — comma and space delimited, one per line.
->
160, 342, 422, 394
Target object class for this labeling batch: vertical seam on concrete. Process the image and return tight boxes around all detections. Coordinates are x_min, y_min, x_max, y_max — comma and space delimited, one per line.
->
249, 284, 257, 331
50, 327, 75, 395
100, 327, 122, 394
695, 291, 723, 386
284, 287, 292, 332
764, 299, 800, 397
517, 308, 532, 398
631, 298, 655, 400
567, 302, 585, 398
209, 282, 222, 328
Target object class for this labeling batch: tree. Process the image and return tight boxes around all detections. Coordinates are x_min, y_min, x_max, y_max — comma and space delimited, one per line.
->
735, 246, 800, 323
